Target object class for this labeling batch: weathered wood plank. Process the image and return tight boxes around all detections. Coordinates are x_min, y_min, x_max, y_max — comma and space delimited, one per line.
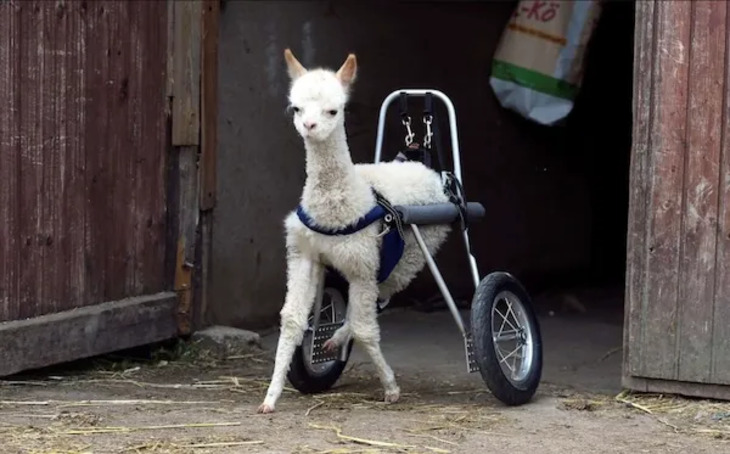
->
623, 375, 730, 402
38, 4, 55, 316
169, 0, 202, 333
106, 1, 133, 300
126, 1, 169, 297
166, 0, 175, 103
200, 0, 219, 211
625, 0, 656, 378
196, 213, 213, 329
639, 0, 692, 380
174, 145, 199, 335
0, 292, 178, 378
63, 4, 87, 317
49, 1, 66, 315
0, 1, 19, 322
677, 0, 726, 384
712, 6, 730, 385
143, 2, 170, 296
17, 3, 44, 320
172, 0, 201, 146
128, 2, 144, 296
83, 0, 113, 305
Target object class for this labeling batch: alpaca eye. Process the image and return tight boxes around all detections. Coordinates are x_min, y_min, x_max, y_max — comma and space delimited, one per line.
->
292, 106, 300, 113
327, 109, 338, 116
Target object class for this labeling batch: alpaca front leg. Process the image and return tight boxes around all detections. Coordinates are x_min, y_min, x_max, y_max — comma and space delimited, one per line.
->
348, 279, 400, 404
258, 257, 322, 414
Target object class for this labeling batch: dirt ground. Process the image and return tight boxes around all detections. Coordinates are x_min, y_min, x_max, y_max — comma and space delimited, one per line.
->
2, 304, 730, 454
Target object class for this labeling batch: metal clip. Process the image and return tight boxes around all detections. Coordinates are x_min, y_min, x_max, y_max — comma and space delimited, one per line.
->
402, 116, 415, 146
423, 114, 433, 149
376, 224, 391, 238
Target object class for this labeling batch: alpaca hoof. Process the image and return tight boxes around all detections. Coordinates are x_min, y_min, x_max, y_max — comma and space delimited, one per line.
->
384, 389, 400, 404
257, 403, 275, 414
323, 338, 338, 353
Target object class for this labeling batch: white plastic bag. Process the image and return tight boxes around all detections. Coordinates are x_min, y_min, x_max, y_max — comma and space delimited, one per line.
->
490, 0, 602, 126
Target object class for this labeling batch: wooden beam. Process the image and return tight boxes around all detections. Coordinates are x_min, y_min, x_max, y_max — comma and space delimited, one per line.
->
712, 0, 730, 384
676, 0, 727, 384
0, 292, 178, 377
168, 0, 203, 334
629, 0, 692, 381
623, 375, 730, 402
173, 145, 200, 335
624, 0, 657, 380
172, 0, 201, 146
200, 0, 219, 211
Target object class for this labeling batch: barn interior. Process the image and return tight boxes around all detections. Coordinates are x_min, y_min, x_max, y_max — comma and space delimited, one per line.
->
210, 0, 635, 393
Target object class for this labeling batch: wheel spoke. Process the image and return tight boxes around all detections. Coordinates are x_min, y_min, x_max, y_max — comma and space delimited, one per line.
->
495, 346, 514, 374
495, 306, 510, 337
499, 344, 523, 366
504, 299, 522, 332
494, 304, 519, 334
494, 329, 521, 342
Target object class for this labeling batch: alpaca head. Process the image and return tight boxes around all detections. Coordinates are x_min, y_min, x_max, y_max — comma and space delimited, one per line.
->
284, 49, 357, 142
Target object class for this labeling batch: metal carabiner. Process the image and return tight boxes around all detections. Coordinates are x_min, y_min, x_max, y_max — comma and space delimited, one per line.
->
402, 116, 415, 146
423, 114, 433, 149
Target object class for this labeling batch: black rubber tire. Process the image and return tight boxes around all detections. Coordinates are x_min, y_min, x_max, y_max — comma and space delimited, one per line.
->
287, 269, 354, 394
471, 271, 542, 406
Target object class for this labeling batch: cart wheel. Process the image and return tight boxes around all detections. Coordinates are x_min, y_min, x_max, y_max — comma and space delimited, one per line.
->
471, 272, 542, 406
287, 269, 353, 394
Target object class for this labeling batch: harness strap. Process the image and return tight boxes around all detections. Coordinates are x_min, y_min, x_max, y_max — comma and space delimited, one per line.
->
424, 92, 447, 174
399, 92, 409, 121
296, 190, 406, 284
296, 203, 385, 236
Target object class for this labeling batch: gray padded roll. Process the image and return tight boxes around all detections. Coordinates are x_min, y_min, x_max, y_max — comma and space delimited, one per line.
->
394, 202, 485, 225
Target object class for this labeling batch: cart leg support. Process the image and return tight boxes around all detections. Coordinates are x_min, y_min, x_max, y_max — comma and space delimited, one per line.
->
410, 225, 466, 335
462, 229, 480, 289
410, 225, 480, 373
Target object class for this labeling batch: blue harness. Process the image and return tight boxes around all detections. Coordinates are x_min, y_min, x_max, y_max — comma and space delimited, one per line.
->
296, 191, 405, 283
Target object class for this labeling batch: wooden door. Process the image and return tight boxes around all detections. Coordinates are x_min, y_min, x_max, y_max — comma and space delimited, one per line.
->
624, 0, 730, 399
0, 0, 210, 377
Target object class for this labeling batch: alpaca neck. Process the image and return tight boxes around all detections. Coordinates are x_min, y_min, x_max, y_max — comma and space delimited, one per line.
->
301, 125, 373, 227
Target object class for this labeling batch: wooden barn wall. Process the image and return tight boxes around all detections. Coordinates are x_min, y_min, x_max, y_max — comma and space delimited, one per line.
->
625, 0, 730, 394
0, 1, 169, 323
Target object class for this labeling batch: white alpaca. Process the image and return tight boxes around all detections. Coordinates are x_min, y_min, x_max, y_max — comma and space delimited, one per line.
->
257, 50, 451, 414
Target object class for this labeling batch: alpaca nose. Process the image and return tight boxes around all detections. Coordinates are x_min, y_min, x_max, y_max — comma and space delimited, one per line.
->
304, 121, 317, 130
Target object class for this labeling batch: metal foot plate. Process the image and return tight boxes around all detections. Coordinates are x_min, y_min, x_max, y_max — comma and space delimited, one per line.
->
464, 332, 480, 373
310, 321, 345, 364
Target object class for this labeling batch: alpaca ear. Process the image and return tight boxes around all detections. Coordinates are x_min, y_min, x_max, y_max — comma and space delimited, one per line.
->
335, 53, 357, 87
284, 48, 307, 80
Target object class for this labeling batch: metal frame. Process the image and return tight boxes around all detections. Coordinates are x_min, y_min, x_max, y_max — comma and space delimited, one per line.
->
375, 89, 483, 372
376, 89, 480, 318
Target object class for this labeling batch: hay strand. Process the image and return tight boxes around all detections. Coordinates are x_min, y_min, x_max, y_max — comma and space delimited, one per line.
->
59, 421, 241, 435
309, 423, 414, 449
305, 400, 325, 416
615, 391, 653, 414
0, 399, 219, 407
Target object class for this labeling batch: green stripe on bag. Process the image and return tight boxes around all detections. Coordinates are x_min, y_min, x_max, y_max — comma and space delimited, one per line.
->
491, 59, 579, 100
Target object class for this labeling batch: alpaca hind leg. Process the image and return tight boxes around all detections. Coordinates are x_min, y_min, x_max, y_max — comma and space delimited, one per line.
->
258, 256, 323, 414
348, 279, 400, 403
323, 321, 350, 353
